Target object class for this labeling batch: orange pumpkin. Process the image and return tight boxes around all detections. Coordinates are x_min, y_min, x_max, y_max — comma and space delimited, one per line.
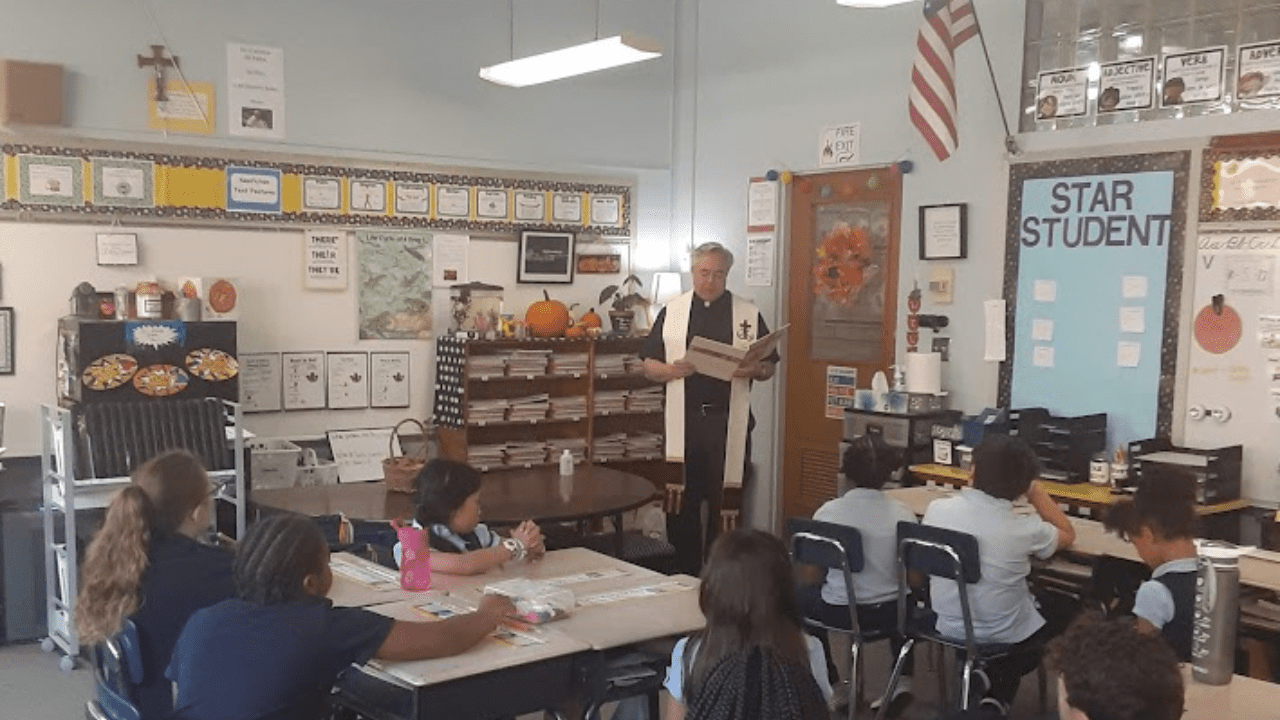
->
565, 324, 587, 339
525, 290, 571, 338
580, 308, 603, 329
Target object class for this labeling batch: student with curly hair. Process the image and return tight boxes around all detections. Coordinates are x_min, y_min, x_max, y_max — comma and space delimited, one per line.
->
1046, 615, 1183, 720
393, 458, 544, 575
1103, 466, 1200, 660
75, 450, 234, 720
167, 514, 514, 720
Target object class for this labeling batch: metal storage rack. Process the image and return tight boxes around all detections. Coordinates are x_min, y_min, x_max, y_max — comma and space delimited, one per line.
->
38, 402, 245, 670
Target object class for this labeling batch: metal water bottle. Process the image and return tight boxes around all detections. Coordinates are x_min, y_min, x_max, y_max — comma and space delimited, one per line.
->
1191, 541, 1241, 685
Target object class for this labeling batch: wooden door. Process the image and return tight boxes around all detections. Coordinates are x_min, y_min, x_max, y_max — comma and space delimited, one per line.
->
781, 168, 902, 521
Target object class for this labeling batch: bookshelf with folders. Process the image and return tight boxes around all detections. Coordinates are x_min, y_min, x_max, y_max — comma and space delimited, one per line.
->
433, 336, 668, 481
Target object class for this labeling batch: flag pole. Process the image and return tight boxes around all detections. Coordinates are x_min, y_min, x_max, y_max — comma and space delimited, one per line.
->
968, 1, 1019, 154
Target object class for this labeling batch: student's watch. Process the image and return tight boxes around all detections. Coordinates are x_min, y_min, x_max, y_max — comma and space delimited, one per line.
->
502, 537, 526, 562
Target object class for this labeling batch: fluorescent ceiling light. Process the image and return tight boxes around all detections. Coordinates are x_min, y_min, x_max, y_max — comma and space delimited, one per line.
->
480, 33, 661, 87
836, 0, 916, 7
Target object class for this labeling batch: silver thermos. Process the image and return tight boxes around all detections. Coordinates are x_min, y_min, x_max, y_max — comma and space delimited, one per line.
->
1191, 541, 1241, 685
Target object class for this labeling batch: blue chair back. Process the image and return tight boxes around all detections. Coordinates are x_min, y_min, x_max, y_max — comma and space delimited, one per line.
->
896, 522, 980, 584
87, 619, 143, 720
787, 518, 865, 574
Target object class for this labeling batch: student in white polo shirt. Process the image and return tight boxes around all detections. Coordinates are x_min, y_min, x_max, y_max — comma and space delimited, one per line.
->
921, 435, 1075, 716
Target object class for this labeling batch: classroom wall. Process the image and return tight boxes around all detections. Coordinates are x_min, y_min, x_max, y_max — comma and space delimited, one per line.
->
678, 0, 1280, 524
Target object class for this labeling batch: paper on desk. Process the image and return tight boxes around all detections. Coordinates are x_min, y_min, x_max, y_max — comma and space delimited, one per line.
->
683, 324, 788, 381
578, 580, 695, 606
331, 557, 399, 589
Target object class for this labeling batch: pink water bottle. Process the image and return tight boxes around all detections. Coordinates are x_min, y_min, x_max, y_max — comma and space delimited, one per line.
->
392, 520, 432, 591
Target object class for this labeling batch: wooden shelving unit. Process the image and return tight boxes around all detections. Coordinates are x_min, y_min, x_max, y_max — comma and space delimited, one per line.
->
434, 336, 676, 488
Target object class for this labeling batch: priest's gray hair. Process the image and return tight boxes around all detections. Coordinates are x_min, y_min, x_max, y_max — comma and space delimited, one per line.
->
691, 242, 734, 269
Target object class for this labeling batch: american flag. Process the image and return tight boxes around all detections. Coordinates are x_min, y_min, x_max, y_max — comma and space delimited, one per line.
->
908, 0, 978, 162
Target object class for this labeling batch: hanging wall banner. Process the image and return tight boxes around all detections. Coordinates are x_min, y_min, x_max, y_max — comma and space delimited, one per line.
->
1098, 57, 1155, 113
356, 230, 433, 339
1036, 67, 1089, 119
1161, 47, 1226, 107
1237, 40, 1280, 100
304, 230, 348, 290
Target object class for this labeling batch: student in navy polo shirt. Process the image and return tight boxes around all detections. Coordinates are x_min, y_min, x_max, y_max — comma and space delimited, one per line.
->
1103, 467, 1199, 660
76, 450, 235, 720
393, 459, 544, 574
167, 513, 514, 720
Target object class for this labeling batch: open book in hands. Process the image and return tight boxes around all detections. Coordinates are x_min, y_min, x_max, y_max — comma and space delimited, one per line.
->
681, 325, 788, 381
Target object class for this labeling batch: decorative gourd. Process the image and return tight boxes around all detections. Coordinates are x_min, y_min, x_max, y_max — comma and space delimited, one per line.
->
565, 324, 587, 339
525, 290, 571, 338
580, 308, 603, 329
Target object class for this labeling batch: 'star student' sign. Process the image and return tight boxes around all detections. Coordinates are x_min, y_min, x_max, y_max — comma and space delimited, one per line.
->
1019, 175, 1173, 250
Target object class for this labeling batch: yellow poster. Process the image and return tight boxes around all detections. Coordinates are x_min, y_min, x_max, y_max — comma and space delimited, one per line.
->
147, 79, 216, 135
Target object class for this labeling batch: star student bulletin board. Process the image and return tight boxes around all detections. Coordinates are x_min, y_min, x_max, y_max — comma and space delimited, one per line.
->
999, 152, 1191, 449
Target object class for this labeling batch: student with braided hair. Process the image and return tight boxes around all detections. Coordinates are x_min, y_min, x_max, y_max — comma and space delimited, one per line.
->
1103, 466, 1200, 660
664, 529, 832, 720
167, 513, 514, 720
686, 645, 828, 720
75, 450, 234, 720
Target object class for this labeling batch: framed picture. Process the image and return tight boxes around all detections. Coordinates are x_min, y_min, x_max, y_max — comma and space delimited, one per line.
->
0, 307, 13, 375
517, 230, 575, 284
918, 203, 968, 260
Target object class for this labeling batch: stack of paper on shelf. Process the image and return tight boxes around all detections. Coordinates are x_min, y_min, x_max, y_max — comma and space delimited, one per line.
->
468, 443, 507, 468
626, 386, 664, 413
507, 349, 551, 376
546, 437, 588, 463
548, 352, 589, 375
593, 390, 628, 415
467, 398, 510, 424
505, 441, 549, 466
548, 395, 588, 419
507, 394, 550, 422
594, 354, 628, 376
468, 354, 508, 378
624, 432, 663, 459
592, 433, 628, 461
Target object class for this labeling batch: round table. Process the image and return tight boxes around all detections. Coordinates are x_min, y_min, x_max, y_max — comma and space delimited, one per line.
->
251, 463, 659, 527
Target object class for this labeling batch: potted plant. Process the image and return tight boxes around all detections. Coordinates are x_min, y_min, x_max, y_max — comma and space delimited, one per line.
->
599, 274, 649, 336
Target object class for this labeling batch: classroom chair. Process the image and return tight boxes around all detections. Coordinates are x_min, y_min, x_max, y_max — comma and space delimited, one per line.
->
876, 522, 1045, 719
787, 517, 896, 720
85, 619, 142, 720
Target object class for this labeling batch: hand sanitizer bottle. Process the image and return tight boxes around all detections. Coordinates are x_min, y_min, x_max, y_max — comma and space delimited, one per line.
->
559, 449, 574, 477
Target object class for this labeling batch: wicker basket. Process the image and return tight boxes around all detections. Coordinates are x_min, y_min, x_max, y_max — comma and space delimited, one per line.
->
383, 419, 429, 493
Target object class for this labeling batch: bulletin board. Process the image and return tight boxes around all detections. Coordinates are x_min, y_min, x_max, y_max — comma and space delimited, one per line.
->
998, 152, 1191, 450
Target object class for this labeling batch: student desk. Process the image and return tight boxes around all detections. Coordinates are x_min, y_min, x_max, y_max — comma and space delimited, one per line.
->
1182, 666, 1280, 719
331, 548, 703, 720
886, 485, 1280, 593
906, 463, 1249, 517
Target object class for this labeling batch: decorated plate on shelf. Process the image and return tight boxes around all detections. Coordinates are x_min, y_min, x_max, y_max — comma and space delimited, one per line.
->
132, 364, 190, 397
185, 348, 239, 382
82, 354, 140, 391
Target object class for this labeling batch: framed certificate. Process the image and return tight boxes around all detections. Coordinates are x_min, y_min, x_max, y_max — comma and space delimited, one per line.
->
918, 203, 967, 260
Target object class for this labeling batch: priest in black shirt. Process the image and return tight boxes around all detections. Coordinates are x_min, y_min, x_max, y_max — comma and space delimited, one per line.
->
640, 242, 779, 574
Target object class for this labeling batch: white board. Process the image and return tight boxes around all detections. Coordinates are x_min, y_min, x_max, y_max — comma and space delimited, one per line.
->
1186, 231, 1280, 503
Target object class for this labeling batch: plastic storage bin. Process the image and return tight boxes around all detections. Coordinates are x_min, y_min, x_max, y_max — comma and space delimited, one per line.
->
248, 438, 302, 489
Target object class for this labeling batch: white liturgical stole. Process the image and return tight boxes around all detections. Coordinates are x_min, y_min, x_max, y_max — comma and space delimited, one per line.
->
662, 290, 758, 488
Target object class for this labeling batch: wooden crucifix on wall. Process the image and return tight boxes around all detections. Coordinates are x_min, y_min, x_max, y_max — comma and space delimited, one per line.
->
137, 45, 180, 101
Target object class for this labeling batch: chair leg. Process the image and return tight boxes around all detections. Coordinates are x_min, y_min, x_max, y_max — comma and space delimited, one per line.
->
960, 657, 974, 711
935, 647, 948, 712
1037, 662, 1048, 714
848, 640, 861, 720
874, 639, 913, 720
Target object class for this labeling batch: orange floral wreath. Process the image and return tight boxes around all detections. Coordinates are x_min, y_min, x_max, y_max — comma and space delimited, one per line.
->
813, 222, 872, 305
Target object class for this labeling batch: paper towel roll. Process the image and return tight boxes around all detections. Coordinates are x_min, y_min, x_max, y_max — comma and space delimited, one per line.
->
905, 352, 942, 394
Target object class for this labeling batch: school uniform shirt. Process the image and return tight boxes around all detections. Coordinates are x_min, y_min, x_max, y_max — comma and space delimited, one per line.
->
664, 635, 833, 704
1133, 557, 1198, 661
166, 596, 394, 720
922, 488, 1059, 645
812, 488, 917, 606
131, 533, 235, 720
392, 519, 499, 566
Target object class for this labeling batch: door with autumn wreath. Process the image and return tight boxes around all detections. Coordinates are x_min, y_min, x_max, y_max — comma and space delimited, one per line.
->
781, 168, 901, 521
